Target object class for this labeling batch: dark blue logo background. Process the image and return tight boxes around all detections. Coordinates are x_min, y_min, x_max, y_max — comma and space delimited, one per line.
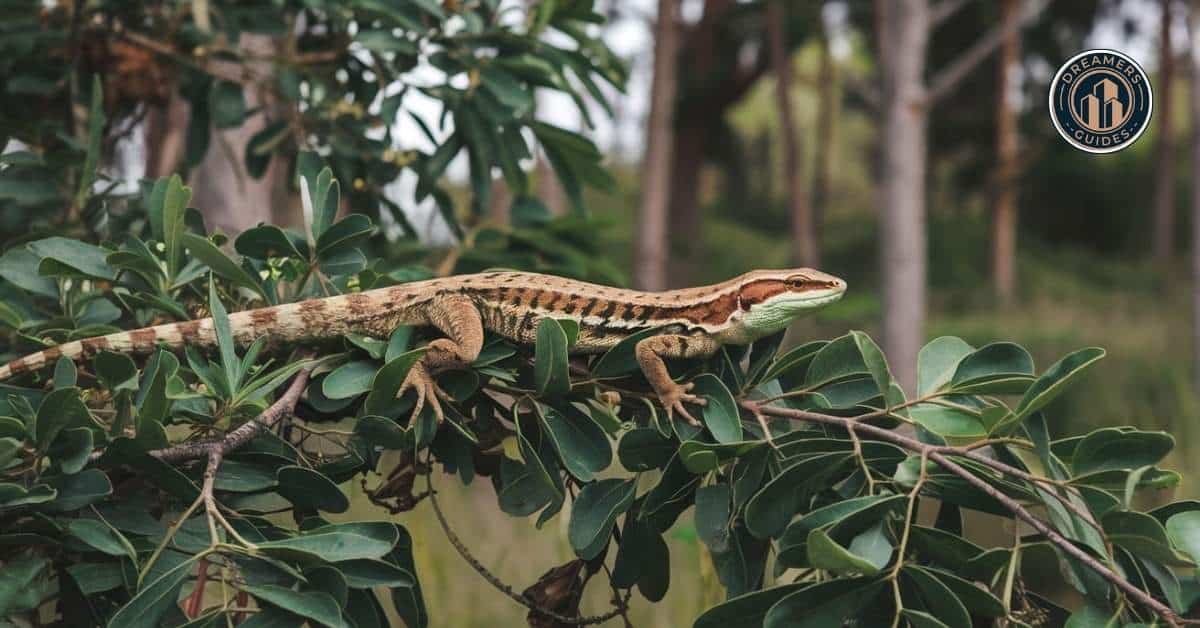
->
1049, 49, 1152, 154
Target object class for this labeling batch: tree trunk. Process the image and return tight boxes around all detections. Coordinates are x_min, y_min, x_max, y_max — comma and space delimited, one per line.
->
991, 0, 1022, 304
1188, 0, 1200, 393
635, 0, 681, 291
878, 0, 930, 393
1154, 0, 1177, 263
811, 26, 837, 259
187, 34, 293, 235
766, 0, 817, 268
535, 157, 567, 217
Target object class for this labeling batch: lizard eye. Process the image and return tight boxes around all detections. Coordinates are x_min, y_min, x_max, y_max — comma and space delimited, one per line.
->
785, 276, 808, 289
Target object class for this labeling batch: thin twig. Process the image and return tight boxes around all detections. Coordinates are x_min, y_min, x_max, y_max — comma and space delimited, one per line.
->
743, 400, 1183, 627
424, 470, 631, 625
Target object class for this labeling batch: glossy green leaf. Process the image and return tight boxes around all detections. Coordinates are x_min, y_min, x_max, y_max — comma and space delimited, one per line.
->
276, 466, 350, 513
182, 233, 265, 298
538, 404, 610, 482
1015, 347, 1105, 421
692, 584, 807, 628
363, 349, 426, 417
241, 584, 348, 628
692, 374, 742, 443
0, 557, 52, 617
107, 557, 195, 628
948, 342, 1035, 393
1166, 511, 1200, 566
804, 334, 868, 387
917, 336, 974, 395
323, 360, 379, 399
617, 428, 676, 471
29, 237, 116, 280
1071, 427, 1174, 476
334, 559, 414, 589
763, 578, 885, 628
902, 565, 971, 628
34, 387, 91, 450
745, 452, 851, 539
568, 478, 635, 559
258, 522, 398, 562
67, 518, 134, 559
534, 318, 572, 397
590, 327, 663, 378
1102, 510, 1193, 566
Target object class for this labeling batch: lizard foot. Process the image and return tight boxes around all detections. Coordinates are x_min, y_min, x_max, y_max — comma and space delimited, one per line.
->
658, 381, 707, 427
398, 361, 452, 426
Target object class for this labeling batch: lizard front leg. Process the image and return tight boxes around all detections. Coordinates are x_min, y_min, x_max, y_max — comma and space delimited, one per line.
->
634, 334, 719, 426
399, 295, 484, 425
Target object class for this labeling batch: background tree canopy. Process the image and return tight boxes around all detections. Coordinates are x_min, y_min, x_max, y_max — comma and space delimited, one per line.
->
3, 0, 1200, 627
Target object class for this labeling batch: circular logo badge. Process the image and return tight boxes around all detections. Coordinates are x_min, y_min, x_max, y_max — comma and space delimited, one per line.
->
1048, 49, 1152, 154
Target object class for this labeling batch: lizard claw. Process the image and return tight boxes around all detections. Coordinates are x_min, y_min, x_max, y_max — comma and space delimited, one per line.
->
398, 362, 447, 426
659, 381, 707, 427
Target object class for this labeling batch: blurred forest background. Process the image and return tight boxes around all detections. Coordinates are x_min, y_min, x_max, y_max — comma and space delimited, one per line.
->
4, 0, 1200, 624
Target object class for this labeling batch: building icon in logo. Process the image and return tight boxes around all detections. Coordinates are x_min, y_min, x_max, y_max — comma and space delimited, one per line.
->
1079, 78, 1125, 132
1049, 49, 1151, 154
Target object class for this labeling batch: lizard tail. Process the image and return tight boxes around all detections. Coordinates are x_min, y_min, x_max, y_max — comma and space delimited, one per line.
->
0, 316, 222, 382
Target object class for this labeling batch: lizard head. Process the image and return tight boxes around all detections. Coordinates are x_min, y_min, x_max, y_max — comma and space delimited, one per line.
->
734, 269, 847, 336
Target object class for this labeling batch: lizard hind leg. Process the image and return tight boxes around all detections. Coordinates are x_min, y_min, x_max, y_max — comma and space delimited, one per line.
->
398, 295, 484, 426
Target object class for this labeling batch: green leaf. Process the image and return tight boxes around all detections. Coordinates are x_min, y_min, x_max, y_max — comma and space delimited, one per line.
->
241, 584, 348, 628
0, 557, 52, 617
852, 331, 904, 407
354, 415, 409, 450
908, 405, 987, 442
34, 387, 91, 450
1102, 510, 1193, 566
316, 214, 374, 257
678, 440, 761, 474
763, 578, 885, 628
363, 349, 426, 417
917, 336, 974, 396
29, 237, 116, 280
1071, 427, 1174, 476
182, 233, 265, 298
807, 526, 885, 575
42, 468, 112, 511
924, 566, 1006, 618
53, 355, 76, 389
258, 522, 398, 562
67, 518, 134, 559
75, 76, 104, 210
276, 466, 350, 513
1015, 347, 1105, 421
0, 246, 58, 296
804, 333, 869, 387
948, 342, 1035, 393
334, 559, 414, 589
323, 361, 379, 399
236, 225, 307, 260
591, 327, 664, 378
692, 374, 742, 444
1166, 511, 1200, 567
107, 557, 195, 628
159, 175, 191, 279
0, 437, 21, 469
538, 404, 610, 482
50, 427, 92, 474
778, 494, 906, 567
567, 478, 636, 559
208, 278, 239, 392
692, 584, 807, 628
695, 484, 732, 552
95, 351, 138, 392
902, 564, 971, 628
745, 452, 851, 539
1064, 603, 1120, 628
617, 428, 676, 471
534, 318, 572, 397
211, 81, 247, 128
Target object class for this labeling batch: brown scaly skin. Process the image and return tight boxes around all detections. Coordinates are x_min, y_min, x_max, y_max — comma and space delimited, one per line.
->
0, 269, 847, 425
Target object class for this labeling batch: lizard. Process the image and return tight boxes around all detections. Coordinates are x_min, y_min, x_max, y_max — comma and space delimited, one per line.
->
0, 268, 846, 425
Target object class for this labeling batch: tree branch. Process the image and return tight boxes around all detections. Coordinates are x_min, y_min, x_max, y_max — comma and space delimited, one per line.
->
926, 0, 1053, 105
150, 365, 312, 464
742, 400, 1184, 627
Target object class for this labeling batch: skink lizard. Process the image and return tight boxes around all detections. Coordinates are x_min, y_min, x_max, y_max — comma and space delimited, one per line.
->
0, 269, 847, 424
